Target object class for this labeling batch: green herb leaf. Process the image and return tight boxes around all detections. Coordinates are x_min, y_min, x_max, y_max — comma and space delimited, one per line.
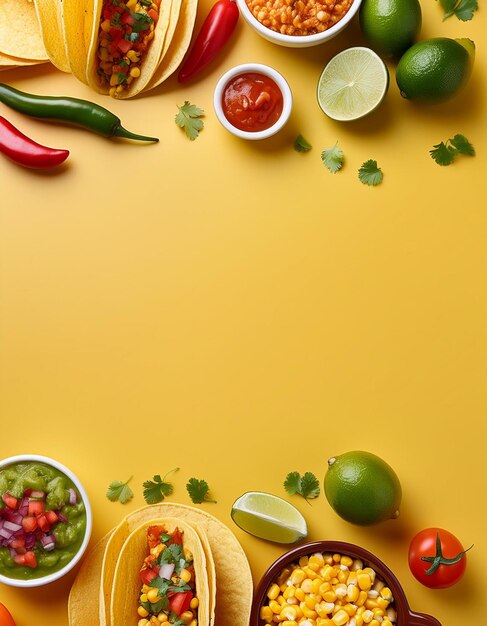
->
142, 468, 179, 504
294, 134, 312, 153
186, 478, 216, 504
106, 477, 134, 504
284, 471, 320, 503
450, 134, 475, 156
358, 159, 383, 185
439, 0, 477, 20
430, 134, 475, 165
175, 102, 205, 140
321, 142, 344, 173
130, 11, 153, 32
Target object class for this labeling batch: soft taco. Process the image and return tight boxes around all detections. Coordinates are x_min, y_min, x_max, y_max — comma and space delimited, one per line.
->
110, 518, 209, 626
84, 0, 176, 98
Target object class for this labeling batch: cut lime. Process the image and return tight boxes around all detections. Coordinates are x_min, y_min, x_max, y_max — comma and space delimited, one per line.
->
317, 47, 389, 121
231, 491, 308, 544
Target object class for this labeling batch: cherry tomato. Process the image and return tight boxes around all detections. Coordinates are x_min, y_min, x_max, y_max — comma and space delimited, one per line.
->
0, 603, 16, 626
408, 528, 472, 588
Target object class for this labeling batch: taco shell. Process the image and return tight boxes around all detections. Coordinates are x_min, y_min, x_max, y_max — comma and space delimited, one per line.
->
33, 0, 70, 72
110, 517, 209, 626
0, 0, 48, 60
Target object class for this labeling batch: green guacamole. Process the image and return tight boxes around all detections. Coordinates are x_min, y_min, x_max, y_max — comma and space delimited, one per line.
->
0, 461, 87, 580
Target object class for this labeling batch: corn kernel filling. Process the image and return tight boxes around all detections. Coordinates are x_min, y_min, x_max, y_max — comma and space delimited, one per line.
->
260, 552, 397, 626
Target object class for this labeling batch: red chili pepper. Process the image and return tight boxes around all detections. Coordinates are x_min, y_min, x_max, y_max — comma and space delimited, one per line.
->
0, 116, 69, 169
178, 0, 239, 83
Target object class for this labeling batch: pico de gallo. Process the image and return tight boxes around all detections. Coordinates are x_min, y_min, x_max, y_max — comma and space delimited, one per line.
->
96, 0, 160, 97
137, 525, 199, 626
0, 462, 86, 580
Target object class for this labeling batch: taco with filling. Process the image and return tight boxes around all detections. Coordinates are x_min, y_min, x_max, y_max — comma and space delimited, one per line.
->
110, 518, 210, 626
84, 0, 175, 98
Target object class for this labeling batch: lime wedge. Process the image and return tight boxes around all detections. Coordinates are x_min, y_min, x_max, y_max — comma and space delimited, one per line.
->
317, 47, 389, 121
231, 491, 308, 544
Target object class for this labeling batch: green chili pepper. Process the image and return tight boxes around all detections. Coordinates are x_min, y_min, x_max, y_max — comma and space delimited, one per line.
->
0, 83, 158, 142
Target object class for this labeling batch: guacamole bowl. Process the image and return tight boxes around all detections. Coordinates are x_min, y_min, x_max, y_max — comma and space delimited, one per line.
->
0, 454, 92, 588
250, 540, 442, 626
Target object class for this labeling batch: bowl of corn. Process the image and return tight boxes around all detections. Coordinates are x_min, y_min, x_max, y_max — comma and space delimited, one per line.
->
250, 540, 442, 626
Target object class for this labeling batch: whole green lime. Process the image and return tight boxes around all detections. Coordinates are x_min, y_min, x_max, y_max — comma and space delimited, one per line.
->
324, 451, 402, 525
396, 37, 475, 103
359, 0, 422, 58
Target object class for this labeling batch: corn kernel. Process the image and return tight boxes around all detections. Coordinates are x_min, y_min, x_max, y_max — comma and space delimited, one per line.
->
340, 556, 353, 568
138, 620, 149, 626
189, 597, 199, 609
362, 610, 374, 624
130, 66, 141, 78
179, 568, 192, 583
284, 585, 297, 600
269, 600, 281, 614
331, 609, 349, 625
280, 606, 299, 621
261, 607, 274, 622
157, 614, 168, 623
147, 588, 160, 603
268, 584, 280, 600
357, 574, 372, 591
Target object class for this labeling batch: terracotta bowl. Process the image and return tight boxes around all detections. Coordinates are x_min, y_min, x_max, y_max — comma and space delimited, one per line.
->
250, 540, 441, 626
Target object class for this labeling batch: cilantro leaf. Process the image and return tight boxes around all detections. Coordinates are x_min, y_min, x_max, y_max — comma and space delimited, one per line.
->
430, 134, 475, 165
439, 0, 477, 20
450, 133, 475, 155
106, 477, 134, 504
175, 102, 204, 140
143, 468, 179, 505
284, 471, 320, 503
321, 142, 344, 173
186, 478, 216, 504
294, 134, 312, 153
283, 471, 302, 495
130, 11, 153, 32
430, 141, 457, 166
358, 159, 383, 185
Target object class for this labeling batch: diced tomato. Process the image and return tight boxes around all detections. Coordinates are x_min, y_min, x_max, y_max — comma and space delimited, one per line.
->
45, 510, 59, 525
109, 26, 123, 39
121, 12, 135, 25
148, 8, 158, 22
28, 500, 44, 516
36, 514, 50, 533
2, 493, 18, 509
13, 551, 37, 569
21, 516, 38, 533
168, 591, 193, 616
147, 525, 166, 549
170, 529, 183, 546
117, 38, 133, 54
10, 538, 26, 554
139, 567, 158, 585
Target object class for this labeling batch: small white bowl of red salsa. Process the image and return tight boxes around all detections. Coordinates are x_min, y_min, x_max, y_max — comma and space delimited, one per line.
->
213, 63, 292, 140
0, 454, 92, 587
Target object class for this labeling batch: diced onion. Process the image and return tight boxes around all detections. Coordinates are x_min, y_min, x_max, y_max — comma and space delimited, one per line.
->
68, 489, 77, 505
159, 563, 175, 580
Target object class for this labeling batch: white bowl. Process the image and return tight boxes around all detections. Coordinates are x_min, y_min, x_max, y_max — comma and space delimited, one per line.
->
214, 63, 292, 140
236, 0, 362, 48
0, 454, 92, 588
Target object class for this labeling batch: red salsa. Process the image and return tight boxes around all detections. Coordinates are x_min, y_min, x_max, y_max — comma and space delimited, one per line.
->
222, 72, 284, 132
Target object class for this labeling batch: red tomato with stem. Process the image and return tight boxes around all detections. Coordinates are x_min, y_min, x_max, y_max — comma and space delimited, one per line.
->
0, 603, 16, 626
408, 528, 473, 588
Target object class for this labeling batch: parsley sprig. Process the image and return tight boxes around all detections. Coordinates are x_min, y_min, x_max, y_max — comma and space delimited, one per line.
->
430, 133, 475, 166
143, 468, 180, 504
175, 102, 204, 140
186, 478, 216, 504
106, 477, 134, 504
284, 471, 320, 503
438, 0, 478, 21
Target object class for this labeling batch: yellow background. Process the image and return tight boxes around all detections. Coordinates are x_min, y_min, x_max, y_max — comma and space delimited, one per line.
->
0, 0, 486, 624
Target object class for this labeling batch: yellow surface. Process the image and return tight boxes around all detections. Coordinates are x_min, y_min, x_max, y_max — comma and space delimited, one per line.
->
0, 1, 486, 625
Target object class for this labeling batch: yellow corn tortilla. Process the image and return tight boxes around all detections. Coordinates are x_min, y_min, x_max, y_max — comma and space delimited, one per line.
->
61, 0, 93, 84
102, 503, 251, 626
0, 0, 48, 60
146, 0, 198, 89
110, 518, 209, 626
0, 50, 47, 67
85, 0, 175, 98
33, 0, 70, 71
68, 531, 113, 626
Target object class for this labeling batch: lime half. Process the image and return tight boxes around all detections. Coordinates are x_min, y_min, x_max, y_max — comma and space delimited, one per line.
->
231, 491, 308, 544
317, 47, 389, 121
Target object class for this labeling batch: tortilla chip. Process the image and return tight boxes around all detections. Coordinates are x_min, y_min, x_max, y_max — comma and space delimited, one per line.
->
33, 0, 70, 72
110, 518, 210, 626
0, 0, 48, 60
68, 531, 113, 626
146, 0, 198, 89
0, 50, 47, 67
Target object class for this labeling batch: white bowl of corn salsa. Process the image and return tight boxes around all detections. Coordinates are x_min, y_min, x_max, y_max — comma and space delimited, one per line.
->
235, 0, 362, 48
250, 541, 442, 626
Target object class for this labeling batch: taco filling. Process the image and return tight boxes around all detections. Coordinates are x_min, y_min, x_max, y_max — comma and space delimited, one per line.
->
137, 525, 199, 626
96, 0, 159, 96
